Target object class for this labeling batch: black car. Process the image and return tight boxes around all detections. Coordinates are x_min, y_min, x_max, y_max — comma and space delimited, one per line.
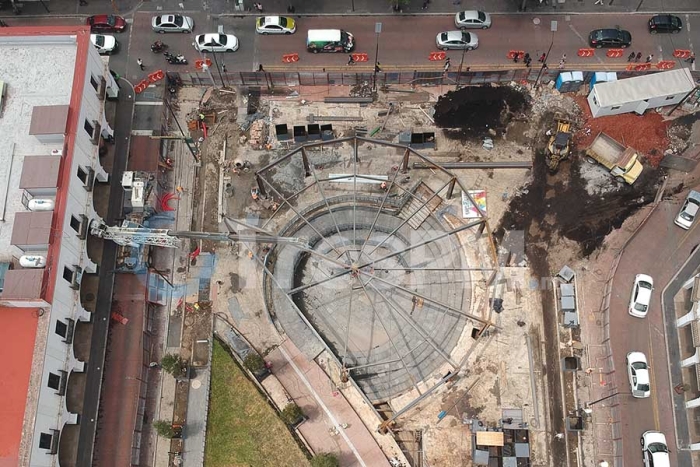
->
648, 14, 682, 34
588, 28, 632, 48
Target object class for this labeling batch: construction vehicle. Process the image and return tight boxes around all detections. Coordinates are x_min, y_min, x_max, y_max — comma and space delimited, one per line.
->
585, 132, 643, 184
545, 115, 573, 173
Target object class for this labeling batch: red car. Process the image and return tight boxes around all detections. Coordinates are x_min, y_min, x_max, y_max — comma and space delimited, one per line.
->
87, 15, 126, 33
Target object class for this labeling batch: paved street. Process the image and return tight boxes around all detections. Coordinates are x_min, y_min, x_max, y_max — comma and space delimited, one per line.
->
609, 194, 700, 465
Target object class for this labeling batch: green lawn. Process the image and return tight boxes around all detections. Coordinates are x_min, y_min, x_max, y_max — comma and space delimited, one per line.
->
205, 340, 311, 467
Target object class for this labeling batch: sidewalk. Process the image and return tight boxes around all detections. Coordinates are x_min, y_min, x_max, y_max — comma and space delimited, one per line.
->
4, 0, 700, 18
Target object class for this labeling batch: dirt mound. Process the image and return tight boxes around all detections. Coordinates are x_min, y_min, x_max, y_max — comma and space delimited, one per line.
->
434, 85, 531, 139
495, 152, 662, 259
572, 96, 670, 167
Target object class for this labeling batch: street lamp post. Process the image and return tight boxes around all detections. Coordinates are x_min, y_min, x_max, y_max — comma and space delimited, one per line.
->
373, 22, 382, 93
455, 46, 468, 90
534, 20, 557, 89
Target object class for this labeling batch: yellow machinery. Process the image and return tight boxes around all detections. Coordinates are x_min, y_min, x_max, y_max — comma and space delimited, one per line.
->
545, 115, 572, 173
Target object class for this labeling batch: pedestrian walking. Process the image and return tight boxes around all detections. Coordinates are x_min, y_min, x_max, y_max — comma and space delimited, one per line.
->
513, 54, 519, 64
524, 52, 530, 63
137, 58, 144, 70
525, 57, 531, 68
558, 59, 565, 69
594, 0, 604, 5
375, 62, 382, 73
253, 2, 263, 12
348, 54, 355, 65
258, 64, 264, 72
287, 4, 295, 13
646, 54, 653, 63
627, 51, 635, 62
221, 63, 227, 72
538, 52, 546, 62
421, 1, 428, 9
561, 53, 567, 63
444, 57, 451, 72
79, 0, 88, 5
686, 53, 695, 64
635, 52, 642, 62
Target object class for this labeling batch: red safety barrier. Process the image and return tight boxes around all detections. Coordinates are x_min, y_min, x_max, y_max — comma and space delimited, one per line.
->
134, 80, 150, 93
428, 51, 447, 61
656, 60, 676, 70
605, 48, 625, 58
195, 59, 212, 69
673, 49, 692, 59
633, 63, 652, 71
507, 50, 525, 60
282, 53, 299, 63
351, 52, 369, 62
111, 312, 129, 325
577, 48, 595, 57
148, 72, 159, 83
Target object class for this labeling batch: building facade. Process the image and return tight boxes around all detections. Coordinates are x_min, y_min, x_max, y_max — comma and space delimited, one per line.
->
0, 26, 118, 466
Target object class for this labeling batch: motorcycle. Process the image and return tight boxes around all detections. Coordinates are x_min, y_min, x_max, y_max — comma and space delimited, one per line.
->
164, 52, 188, 65
151, 41, 167, 53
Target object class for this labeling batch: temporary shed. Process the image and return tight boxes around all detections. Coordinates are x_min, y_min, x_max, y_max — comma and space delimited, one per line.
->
587, 68, 695, 118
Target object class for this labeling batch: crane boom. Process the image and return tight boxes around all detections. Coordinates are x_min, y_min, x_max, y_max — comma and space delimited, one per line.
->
90, 221, 305, 248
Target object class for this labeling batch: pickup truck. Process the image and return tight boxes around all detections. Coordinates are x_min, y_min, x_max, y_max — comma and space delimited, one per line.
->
585, 132, 643, 184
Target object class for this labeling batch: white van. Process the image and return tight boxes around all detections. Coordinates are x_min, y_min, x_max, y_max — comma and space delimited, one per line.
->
306, 29, 354, 53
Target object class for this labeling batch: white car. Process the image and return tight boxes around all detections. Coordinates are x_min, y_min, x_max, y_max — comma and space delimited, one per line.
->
641, 431, 670, 467
629, 274, 653, 318
674, 190, 700, 229
256, 16, 296, 35
90, 34, 118, 55
193, 33, 239, 53
626, 352, 650, 398
454, 10, 492, 29
436, 31, 479, 51
152, 14, 194, 33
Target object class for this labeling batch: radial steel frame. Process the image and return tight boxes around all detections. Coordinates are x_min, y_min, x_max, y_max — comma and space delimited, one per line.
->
257, 137, 499, 426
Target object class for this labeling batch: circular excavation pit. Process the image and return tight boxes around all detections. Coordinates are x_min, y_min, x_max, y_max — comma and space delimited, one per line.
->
259, 138, 497, 403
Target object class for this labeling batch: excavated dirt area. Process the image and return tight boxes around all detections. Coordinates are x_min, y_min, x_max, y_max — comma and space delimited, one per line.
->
495, 155, 662, 259
434, 84, 531, 138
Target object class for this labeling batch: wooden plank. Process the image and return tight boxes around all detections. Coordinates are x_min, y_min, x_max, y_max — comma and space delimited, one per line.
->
475, 431, 504, 446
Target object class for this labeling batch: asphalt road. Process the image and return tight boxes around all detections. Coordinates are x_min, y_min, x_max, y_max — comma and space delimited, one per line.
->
609, 200, 700, 466
13, 13, 700, 75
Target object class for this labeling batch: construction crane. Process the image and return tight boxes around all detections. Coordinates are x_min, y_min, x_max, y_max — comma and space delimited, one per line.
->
89, 218, 306, 249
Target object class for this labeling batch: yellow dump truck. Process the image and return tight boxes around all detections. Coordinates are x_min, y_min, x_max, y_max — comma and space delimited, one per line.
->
585, 132, 643, 184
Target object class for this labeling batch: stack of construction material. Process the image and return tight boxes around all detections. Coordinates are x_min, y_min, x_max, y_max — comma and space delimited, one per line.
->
248, 119, 268, 149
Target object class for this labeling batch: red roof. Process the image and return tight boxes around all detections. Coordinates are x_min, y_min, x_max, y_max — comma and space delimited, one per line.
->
0, 307, 38, 466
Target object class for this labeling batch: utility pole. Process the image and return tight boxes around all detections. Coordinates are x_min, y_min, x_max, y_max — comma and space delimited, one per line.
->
372, 22, 382, 93
163, 99, 199, 163
534, 21, 557, 89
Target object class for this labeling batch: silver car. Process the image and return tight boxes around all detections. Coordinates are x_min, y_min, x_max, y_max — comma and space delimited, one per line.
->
454, 10, 492, 29
152, 14, 194, 33
436, 31, 479, 51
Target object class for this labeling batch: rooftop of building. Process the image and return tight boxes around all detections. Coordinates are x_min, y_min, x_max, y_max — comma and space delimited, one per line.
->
0, 27, 81, 263
0, 306, 39, 466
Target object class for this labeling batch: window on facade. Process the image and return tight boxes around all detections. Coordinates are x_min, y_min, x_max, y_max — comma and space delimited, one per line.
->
84, 119, 94, 137
63, 266, 73, 282
90, 75, 99, 91
70, 215, 81, 233
77, 166, 88, 184
47, 372, 61, 390
611, 106, 621, 110
666, 95, 675, 100
55, 320, 67, 338
39, 432, 53, 450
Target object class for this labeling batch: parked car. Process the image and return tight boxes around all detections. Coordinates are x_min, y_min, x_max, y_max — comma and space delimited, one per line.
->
626, 352, 650, 398
629, 274, 653, 318
193, 33, 239, 53
152, 14, 194, 33
454, 10, 491, 29
674, 190, 700, 229
641, 431, 670, 467
90, 34, 118, 55
649, 14, 682, 34
436, 31, 478, 51
588, 28, 631, 48
256, 16, 296, 35
87, 15, 126, 33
